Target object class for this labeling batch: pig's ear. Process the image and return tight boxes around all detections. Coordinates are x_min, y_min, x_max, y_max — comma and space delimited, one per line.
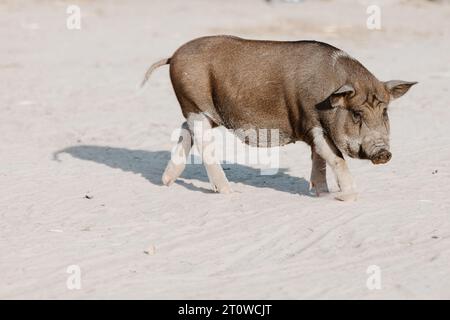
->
384, 80, 417, 99
330, 84, 355, 108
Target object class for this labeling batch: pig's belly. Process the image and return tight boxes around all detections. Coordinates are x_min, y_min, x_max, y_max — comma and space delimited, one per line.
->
203, 77, 299, 147
213, 109, 296, 148
233, 128, 295, 147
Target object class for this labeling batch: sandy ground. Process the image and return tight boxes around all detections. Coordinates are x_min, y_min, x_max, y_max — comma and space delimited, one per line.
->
1, 0, 450, 299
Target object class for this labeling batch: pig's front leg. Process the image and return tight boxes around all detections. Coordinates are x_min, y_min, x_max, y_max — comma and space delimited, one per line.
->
311, 127, 357, 201
310, 148, 329, 196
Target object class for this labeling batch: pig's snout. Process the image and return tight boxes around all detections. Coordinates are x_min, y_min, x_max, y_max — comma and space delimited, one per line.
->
370, 149, 392, 165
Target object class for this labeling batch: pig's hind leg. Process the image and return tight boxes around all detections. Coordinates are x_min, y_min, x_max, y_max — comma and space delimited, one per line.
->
187, 113, 233, 194
162, 122, 193, 186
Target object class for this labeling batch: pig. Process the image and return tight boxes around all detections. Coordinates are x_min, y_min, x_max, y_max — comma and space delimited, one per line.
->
141, 35, 417, 201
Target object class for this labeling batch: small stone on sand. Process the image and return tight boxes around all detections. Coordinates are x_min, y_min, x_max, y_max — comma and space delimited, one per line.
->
144, 245, 156, 255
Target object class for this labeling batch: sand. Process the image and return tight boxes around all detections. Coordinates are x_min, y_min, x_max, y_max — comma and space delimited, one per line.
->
1, 0, 450, 299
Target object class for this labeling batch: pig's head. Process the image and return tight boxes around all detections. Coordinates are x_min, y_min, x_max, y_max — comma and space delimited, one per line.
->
320, 79, 417, 164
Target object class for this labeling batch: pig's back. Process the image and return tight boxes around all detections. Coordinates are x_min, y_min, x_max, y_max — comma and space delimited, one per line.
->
169, 36, 338, 143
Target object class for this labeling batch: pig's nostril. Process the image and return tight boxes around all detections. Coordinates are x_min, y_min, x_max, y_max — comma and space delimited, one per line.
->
371, 150, 392, 164
380, 150, 391, 160
385, 151, 392, 160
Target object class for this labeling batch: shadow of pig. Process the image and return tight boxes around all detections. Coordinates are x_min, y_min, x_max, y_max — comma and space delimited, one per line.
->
53, 145, 312, 196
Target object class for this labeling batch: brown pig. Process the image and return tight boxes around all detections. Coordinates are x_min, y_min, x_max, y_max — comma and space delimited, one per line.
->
142, 35, 417, 201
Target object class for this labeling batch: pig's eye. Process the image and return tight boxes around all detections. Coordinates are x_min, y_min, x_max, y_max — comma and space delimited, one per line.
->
351, 110, 362, 123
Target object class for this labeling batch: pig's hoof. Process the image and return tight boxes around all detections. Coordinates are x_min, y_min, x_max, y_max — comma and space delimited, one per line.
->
335, 192, 358, 202
162, 169, 180, 186
162, 173, 175, 186
310, 181, 329, 197
212, 183, 233, 194
162, 162, 185, 186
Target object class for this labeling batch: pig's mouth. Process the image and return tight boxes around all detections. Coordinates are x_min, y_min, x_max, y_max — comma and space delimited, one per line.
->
356, 145, 392, 164
370, 149, 392, 165
346, 144, 392, 164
